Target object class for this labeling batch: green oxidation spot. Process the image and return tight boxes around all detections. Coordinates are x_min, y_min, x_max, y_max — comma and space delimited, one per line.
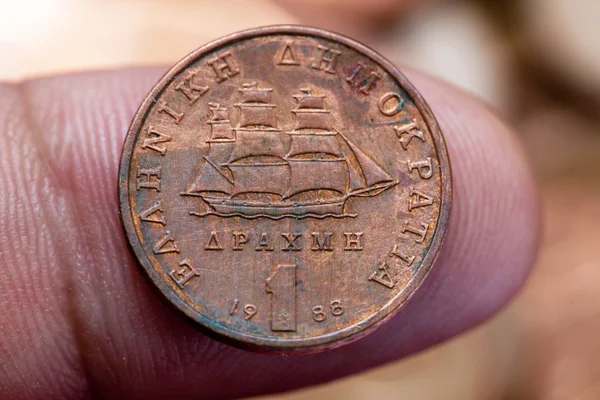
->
205, 316, 224, 330
368, 117, 410, 127
245, 325, 263, 335
395, 97, 405, 112
360, 78, 377, 90
413, 242, 433, 272
402, 92, 415, 106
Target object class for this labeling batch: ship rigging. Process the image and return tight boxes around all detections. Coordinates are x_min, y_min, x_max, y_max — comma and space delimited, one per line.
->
183, 82, 397, 219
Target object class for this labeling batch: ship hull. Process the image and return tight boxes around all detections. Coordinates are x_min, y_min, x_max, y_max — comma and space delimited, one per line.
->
203, 197, 346, 217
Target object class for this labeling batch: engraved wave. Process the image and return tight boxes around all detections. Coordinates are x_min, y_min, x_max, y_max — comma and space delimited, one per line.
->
190, 211, 357, 220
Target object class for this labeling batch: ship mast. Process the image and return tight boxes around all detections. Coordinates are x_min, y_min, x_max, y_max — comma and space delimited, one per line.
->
185, 85, 398, 217
227, 82, 290, 198
290, 88, 333, 134
284, 88, 347, 200
185, 102, 235, 196
227, 82, 287, 163
207, 102, 234, 142
287, 88, 341, 156
203, 102, 236, 166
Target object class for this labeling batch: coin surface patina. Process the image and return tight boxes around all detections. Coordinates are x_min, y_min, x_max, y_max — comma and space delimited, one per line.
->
119, 26, 451, 352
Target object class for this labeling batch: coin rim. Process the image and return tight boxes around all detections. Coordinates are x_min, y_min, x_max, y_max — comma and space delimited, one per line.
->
118, 25, 452, 352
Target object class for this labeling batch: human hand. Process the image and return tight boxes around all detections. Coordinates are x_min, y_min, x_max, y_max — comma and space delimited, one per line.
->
0, 66, 538, 399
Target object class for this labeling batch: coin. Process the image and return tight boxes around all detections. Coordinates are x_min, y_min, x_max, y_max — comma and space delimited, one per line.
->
118, 25, 451, 352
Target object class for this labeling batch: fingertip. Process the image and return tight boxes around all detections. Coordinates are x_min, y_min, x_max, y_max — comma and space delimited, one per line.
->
399, 69, 540, 331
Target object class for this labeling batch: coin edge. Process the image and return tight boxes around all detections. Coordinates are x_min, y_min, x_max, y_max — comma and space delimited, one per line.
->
117, 24, 453, 352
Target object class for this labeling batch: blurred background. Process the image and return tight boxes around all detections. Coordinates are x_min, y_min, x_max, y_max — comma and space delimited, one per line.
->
2, 0, 599, 398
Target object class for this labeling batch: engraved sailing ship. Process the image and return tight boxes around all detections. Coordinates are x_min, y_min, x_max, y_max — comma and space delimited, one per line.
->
183, 82, 397, 219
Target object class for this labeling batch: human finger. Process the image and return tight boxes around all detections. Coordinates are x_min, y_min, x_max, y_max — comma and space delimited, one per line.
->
0, 66, 539, 399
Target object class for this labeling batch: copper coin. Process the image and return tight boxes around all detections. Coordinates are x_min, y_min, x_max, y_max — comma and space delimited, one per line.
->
119, 25, 451, 352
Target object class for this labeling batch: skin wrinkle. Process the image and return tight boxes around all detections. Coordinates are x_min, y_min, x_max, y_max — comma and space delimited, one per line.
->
72, 78, 127, 389
4, 90, 43, 397
0, 85, 73, 397
21, 75, 129, 396
0, 94, 30, 399
22, 70, 227, 398
16, 81, 92, 399
0, 67, 539, 399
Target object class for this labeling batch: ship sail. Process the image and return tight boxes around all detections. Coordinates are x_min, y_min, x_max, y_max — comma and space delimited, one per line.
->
207, 103, 234, 141
235, 83, 278, 128
228, 129, 287, 162
237, 104, 278, 128
287, 87, 339, 158
239, 83, 273, 103
341, 133, 396, 193
287, 133, 342, 158
186, 103, 235, 196
348, 161, 365, 192
227, 82, 286, 163
229, 163, 290, 197
285, 159, 348, 198
209, 122, 234, 141
295, 95, 326, 110
206, 141, 234, 165
291, 88, 331, 132
210, 106, 229, 120
294, 111, 331, 131
188, 158, 233, 194
285, 89, 350, 199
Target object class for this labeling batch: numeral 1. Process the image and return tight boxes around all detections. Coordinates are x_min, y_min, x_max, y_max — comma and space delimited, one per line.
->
265, 264, 297, 332
229, 299, 258, 320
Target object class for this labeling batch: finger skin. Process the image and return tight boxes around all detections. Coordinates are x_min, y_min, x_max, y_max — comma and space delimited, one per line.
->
0, 67, 539, 399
